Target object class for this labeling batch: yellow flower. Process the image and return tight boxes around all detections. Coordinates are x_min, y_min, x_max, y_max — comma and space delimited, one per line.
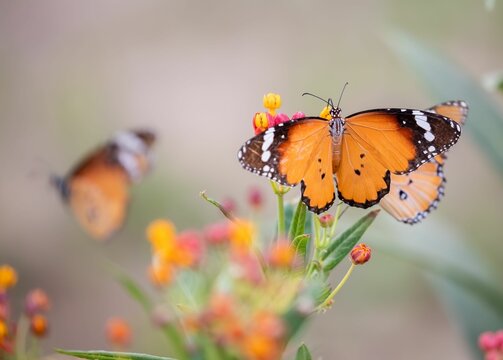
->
263, 93, 281, 115
0, 320, 7, 341
0, 265, 17, 290
319, 105, 331, 120
229, 219, 255, 251
146, 219, 176, 254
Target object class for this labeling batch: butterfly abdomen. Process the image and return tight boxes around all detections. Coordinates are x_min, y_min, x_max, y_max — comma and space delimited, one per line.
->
330, 118, 344, 171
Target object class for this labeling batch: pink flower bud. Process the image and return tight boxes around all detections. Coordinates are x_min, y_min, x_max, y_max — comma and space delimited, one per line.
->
480, 331, 499, 352
247, 186, 264, 210
291, 112, 306, 120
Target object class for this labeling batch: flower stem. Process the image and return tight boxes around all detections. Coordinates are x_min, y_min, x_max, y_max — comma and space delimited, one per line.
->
15, 315, 29, 360
316, 263, 355, 311
270, 181, 287, 237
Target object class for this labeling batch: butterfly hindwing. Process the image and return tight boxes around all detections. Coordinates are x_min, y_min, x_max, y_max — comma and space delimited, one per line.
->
299, 133, 335, 213
336, 134, 391, 208
380, 156, 445, 224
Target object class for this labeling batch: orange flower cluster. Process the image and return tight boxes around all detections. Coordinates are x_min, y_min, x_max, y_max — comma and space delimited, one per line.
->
0, 265, 50, 355
147, 219, 204, 286
106, 317, 132, 348
189, 293, 286, 360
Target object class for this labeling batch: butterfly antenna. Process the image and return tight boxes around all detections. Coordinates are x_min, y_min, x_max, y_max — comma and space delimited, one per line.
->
302, 92, 331, 107
336, 82, 349, 109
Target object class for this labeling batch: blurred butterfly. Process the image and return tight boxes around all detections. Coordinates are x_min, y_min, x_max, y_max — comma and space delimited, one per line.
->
51, 129, 156, 240
380, 100, 468, 224
238, 97, 462, 213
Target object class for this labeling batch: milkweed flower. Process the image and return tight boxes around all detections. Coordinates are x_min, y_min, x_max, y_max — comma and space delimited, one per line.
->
0, 265, 17, 290
350, 243, 372, 265
229, 219, 256, 252
242, 312, 285, 360
266, 239, 297, 269
25, 289, 50, 316
252, 93, 305, 134
479, 330, 503, 359
146, 219, 204, 286
106, 317, 132, 348
30, 314, 48, 337
204, 221, 231, 245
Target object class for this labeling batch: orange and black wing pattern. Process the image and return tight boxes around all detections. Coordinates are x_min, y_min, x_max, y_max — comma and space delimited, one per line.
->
238, 118, 336, 213
335, 107, 461, 208
66, 145, 130, 240
53, 129, 155, 240
380, 101, 468, 223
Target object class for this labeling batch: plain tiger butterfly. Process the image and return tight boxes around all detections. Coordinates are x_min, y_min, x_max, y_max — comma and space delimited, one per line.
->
238, 97, 462, 213
51, 129, 156, 240
380, 100, 468, 224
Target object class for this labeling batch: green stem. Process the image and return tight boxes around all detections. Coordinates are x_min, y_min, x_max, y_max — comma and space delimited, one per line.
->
15, 315, 29, 360
329, 203, 343, 239
270, 181, 286, 237
316, 263, 355, 311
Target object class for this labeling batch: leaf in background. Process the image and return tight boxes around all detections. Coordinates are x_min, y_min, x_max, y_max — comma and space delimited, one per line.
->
387, 31, 503, 174
56, 349, 176, 360
115, 272, 153, 313
373, 219, 503, 358
322, 210, 380, 271
285, 201, 312, 240
295, 343, 312, 360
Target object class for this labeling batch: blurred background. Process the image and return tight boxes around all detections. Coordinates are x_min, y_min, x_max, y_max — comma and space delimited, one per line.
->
1, 1, 502, 359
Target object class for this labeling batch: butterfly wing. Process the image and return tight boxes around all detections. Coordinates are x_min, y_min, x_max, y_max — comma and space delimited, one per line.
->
57, 129, 156, 240
380, 100, 468, 223
334, 108, 461, 208
67, 145, 130, 240
238, 118, 335, 213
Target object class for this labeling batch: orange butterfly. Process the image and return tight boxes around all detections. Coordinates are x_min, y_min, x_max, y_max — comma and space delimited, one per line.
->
380, 100, 468, 224
238, 98, 462, 213
52, 129, 155, 240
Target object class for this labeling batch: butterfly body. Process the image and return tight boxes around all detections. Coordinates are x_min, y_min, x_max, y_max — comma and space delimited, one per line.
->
238, 100, 462, 213
53, 129, 155, 240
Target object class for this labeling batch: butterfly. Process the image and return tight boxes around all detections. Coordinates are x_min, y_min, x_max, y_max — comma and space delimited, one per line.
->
379, 100, 468, 224
51, 129, 156, 240
238, 98, 462, 214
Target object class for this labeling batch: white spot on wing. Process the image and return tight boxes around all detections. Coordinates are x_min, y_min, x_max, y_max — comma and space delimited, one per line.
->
424, 132, 435, 142
261, 150, 271, 162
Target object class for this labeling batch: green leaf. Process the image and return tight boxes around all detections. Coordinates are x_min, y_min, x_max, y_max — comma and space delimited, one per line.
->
322, 210, 379, 271
289, 200, 307, 240
292, 234, 310, 260
295, 344, 312, 360
115, 272, 152, 313
387, 31, 503, 174
56, 349, 176, 360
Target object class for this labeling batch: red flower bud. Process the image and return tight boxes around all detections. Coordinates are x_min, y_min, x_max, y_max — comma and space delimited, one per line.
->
247, 186, 264, 210
318, 214, 334, 228
350, 243, 371, 265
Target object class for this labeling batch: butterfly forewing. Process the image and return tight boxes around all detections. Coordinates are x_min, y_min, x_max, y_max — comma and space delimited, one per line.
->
238, 118, 331, 186
345, 108, 461, 174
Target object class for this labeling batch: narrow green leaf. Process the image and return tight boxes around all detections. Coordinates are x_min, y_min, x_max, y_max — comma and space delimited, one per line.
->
56, 349, 176, 360
289, 200, 307, 240
292, 234, 310, 260
295, 344, 312, 360
322, 210, 379, 271
116, 272, 152, 313
387, 31, 503, 174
